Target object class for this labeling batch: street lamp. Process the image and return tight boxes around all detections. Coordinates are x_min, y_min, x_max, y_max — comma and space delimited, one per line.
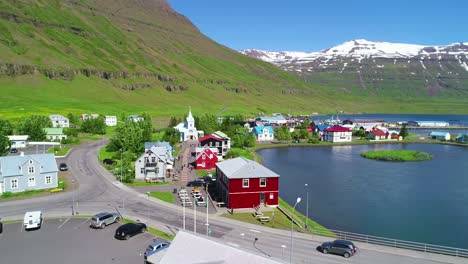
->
290, 197, 301, 264
119, 149, 123, 184
305, 183, 309, 229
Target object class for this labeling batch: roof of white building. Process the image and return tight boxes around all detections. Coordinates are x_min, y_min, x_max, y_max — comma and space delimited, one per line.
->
216, 157, 279, 179
0, 153, 58, 179
7, 135, 29, 141
154, 231, 283, 264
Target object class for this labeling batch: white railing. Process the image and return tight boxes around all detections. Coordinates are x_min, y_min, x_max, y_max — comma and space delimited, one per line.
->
310, 227, 468, 258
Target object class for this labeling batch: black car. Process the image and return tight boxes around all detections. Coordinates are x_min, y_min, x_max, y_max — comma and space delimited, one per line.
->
320, 239, 358, 258
103, 159, 115, 165
186, 179, 205, 187
114, 222, 147, 240
10, 148, 18, 153
59, 163, 68, 171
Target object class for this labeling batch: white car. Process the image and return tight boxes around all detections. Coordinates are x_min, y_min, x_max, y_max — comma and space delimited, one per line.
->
24, 211, 42, 230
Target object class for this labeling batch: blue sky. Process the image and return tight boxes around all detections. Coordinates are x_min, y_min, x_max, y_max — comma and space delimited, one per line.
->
168, 0, 467, 52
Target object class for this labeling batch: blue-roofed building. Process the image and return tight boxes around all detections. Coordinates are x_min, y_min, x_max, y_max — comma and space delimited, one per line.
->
430, 131, 451, 141
456, 134, 468, 143
253, 126, 274, 142
0, 153, 58, 194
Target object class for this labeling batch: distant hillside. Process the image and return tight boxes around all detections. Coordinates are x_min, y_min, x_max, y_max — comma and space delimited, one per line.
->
0, 1, 467, 118
241, 39, 468, 99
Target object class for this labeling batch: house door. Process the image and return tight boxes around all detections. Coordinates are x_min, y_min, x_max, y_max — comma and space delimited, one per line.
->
260, 193, 265, 205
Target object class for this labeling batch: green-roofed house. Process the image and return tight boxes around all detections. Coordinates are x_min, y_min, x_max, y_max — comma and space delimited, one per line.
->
45, 128, 67, 142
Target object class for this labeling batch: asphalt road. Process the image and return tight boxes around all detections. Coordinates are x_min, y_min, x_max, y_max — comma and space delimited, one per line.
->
0, 218, 155, 264
0, 140, 464, 264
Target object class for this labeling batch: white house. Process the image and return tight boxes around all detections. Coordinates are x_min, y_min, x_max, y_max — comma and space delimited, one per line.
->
128, 115, 144, 122
135, 146, 173, 181
7, 135, 29, 149
322, 126, 352, 143
430, 131, 451, 141
174, 110, 204, 142
49, 114, 69, 128
81, 114, 99, 120
44, 128, 67, 141
105, 116, 117, 126
252, 126, 274, 141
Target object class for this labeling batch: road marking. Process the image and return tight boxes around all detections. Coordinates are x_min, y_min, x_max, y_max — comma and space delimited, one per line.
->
57, 217, 71, 229
227, 242, 239, 248
249, 229, 261, 233
74, 217, 91, 229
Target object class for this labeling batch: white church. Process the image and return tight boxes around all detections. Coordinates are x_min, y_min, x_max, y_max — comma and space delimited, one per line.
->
174, 110, 204, 142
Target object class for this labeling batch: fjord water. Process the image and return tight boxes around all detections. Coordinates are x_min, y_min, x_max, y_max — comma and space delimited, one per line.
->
258, 144, 468, 249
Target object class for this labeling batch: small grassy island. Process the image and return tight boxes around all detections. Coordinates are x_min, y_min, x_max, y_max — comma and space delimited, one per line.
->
361, 150, 432, 162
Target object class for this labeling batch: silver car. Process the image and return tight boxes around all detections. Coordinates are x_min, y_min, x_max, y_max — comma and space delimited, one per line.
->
90, 212, 120, 229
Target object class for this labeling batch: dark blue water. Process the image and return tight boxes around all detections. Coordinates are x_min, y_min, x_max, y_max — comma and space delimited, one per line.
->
258, 144, 468, 249
311, 114, 468, 126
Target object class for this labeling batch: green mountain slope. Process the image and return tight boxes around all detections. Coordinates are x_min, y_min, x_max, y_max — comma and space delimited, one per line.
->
0, 0, 467, 118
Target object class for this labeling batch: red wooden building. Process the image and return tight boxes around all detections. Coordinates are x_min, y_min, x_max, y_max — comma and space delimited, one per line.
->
216, 157, 279, 209
195, 146, 218, 170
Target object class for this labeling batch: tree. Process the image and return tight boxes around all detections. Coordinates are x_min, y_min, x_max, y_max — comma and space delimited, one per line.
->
0, 119, 12, 155
162, 127, 180, 146
169, 116, 178, 127
399, 124, 409, 139
139, 113, 153, 143
108, 121, 144, 154
18, 115, 51, 141
196, 114, 219, 135
67, 113, 79, 126
275, 126, 291, 141
81, 116, 106, 134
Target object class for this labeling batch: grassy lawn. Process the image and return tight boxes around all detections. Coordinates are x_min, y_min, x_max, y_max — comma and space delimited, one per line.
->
121, 218, 175, 240
148, 192, 174, 203
222, 201, 334, 237
98, 146, 118, 162
361, 150, 432, 161
48, 146, 72, 156
226, 147, 254, 160
196, 169, 215, 178
124, 181, 170, 187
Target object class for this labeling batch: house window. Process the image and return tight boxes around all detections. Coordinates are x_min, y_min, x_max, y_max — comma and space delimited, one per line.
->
28, 166, 35, 174
202, 154, 206, 160
242, 179, 249, 188
140, 168, 145, 174
260, 178, 266, 187
28, 177, 36, 187
151, 157, 156, 163
11, 179, 18, 189
45, 176, 52, 184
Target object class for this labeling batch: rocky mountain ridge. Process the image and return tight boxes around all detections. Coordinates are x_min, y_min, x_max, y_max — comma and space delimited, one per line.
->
240, 40, 468, 97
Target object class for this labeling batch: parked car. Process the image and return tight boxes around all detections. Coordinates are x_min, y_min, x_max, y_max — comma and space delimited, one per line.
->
114, 222, 147, 240
320, 239, 358, 258
10, 148, 18, 153
59, 163, 68, 171
186, 179, 205, 187
103, 159, 115, 165
144, 240, 170, 258
90, 212, 120, 229
203, 175, 216, 183
0, 218, 3, 234
24, 211, 42, 230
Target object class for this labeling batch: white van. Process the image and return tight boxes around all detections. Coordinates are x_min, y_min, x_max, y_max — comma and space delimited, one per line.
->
24, 211, 42, 230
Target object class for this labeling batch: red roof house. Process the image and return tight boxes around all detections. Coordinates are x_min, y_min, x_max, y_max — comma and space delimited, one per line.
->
322, 126, 352, 143
215, 157, 279, 209
195, 146, 219, 170
369, 128, 389, 140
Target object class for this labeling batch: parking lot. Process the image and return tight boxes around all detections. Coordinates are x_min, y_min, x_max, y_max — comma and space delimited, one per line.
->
0, 217, 156, 264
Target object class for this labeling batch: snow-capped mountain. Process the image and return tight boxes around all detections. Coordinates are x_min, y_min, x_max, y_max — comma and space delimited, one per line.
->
240, 40, 468, 97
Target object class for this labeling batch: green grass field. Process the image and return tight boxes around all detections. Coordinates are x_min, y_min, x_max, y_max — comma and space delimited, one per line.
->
48, 146, 71, 156
361, 150, 432, 162
148, 192, 174, 203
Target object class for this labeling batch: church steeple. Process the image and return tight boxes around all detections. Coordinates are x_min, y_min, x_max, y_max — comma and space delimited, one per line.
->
186, 107, 194, 129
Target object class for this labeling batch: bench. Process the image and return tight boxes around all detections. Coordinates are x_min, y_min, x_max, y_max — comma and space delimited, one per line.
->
216, 202, 226, 207
196, 201, 207, 207
258, 216, 270, 222
253, 212, 264, 217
